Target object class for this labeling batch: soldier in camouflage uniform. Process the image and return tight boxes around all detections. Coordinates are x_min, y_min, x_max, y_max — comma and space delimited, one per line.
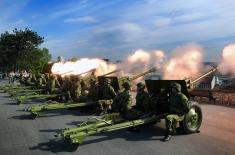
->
45, 73, 50, 83
19, 73, 25, 85
31, 74, 37, 83
80, 79, 89, 101
59, 76, 72, 102
25, 74, 33, 86
44, 75, 60, 94
36, 74, 47, 88
112, 81, 141, 120
70, 76, 82, 102
135, 82, 151, 112
102, 78, 116, 99
162, 82, 189, 141
88, 78, 99, 101
98, 78, 116, 113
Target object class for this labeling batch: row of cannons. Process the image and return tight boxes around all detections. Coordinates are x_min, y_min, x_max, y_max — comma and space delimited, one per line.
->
0, 67, 218, 149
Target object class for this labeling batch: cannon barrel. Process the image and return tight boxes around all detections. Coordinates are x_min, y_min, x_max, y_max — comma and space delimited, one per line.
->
54, 70, 73, 75
130, 67, 156, 81
53, 71, 61, 74
185, 66, 218, 89
55, 68, 96, 77
78, 68, 96, 76
191, 66, 218, 84
101, 69, 121, 77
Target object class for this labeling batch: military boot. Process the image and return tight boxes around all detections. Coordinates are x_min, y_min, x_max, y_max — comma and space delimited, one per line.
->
162, 131, 172, 142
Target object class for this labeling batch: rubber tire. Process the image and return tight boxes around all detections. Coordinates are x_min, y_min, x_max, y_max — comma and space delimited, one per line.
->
180, 101, 203, 134
64, 137, 79, 152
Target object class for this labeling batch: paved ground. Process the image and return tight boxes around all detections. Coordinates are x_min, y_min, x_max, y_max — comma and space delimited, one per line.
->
0, 80, 235, 155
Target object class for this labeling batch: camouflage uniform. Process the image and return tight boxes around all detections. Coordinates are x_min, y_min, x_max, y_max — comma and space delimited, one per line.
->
88, 78, 99, 101
80, 79, 89, 101
112, 81, 141, 120
36, 74, 47, 88
135, 82, 150, 112
36, 74, 42, 88
31, 74, 37, 83
45, 73, 50, 83
26, 74, 34, 86
19, 74, 25, 85
45, 75, 60, 94
163, 83, 189, 141
71, 77, 82, 102
102, 78, 116, 99
60, 76, 72, 101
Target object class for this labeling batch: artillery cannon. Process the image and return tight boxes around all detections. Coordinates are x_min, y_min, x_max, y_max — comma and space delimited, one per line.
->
14, 69, 98, 104
186, 66, 218, 89
55, 67, 218, 147
28, 99, 113, 117
101, 69, 121, 77
1, 85, 33, 93
9, 89, 44, 97
98, 67, 156, 92
0, 84, 16, 90
26, 68, 155, 118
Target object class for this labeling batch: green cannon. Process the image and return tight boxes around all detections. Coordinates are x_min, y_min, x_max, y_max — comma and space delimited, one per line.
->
26, 68, 156, 118
0, 84, 14, 90
55, 67, 218, 147
28, 99, 113, 117
15, 93, 64, 104
1, 85, 33, 93
14, 69, 97, 104
8, 88, 43, 97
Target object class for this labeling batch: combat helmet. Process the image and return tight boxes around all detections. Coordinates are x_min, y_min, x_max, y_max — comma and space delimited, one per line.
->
36, 73, 42, 78
104, 78, 111, 84
171, 82, 181, 92
122, 81, 131, 89
137, 82, 145, 89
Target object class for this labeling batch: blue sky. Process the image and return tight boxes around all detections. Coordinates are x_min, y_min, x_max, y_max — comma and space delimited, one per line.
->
0, 0, 235, 61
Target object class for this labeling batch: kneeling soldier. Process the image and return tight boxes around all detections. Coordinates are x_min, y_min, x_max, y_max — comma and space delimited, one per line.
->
163, 82, 189, 141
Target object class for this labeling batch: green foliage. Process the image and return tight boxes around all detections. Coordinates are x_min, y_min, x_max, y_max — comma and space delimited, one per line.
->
0, 28, 51, 73
17, 48, 51, 73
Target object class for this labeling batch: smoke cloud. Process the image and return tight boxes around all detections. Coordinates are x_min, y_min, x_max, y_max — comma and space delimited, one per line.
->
219, 44, 235, 75
163, 44, 204, 80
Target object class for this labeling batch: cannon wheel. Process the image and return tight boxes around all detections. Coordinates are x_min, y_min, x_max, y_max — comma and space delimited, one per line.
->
180, 101, 202, 134
64, 137, 79, 151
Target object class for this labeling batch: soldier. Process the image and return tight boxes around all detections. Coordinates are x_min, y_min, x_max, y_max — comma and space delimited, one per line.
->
135, 82, 150, 112
25, 73, 34, 86
97, 78, 116, 113
45, 73, 50, 83
70, 75, 82, 102
112, 81, 141, 120
44, 74, 60, 94
112, 81, 130, 113
80, 79, 89, 101
162, 82, 190, 141
88, 78, 99, 101
8, 71, 14, 84
57, 75, 71, 102
31, 74, 37, 83
36, 74, 47, 88
19, 73, 25, 85
102, 78, 116, 100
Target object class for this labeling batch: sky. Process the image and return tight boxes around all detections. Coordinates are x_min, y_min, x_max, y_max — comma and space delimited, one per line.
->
0, 0, 235, 61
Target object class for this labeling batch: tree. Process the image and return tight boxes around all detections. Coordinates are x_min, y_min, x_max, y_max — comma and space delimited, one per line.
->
17, 48, 51, 73
0, 28, 51, 73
